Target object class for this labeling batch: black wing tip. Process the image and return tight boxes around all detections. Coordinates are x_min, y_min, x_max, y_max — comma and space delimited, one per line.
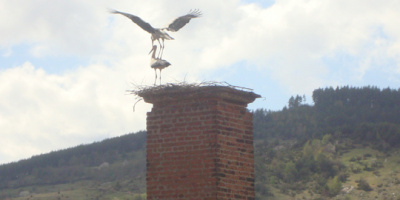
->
188, 9, 202, 17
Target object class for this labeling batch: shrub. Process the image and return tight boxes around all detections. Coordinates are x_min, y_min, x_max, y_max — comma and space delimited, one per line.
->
327, 176, 342, 197
337, 172, 349, 182
255, 182, 273, 196
357, 178, 372, 191
363, 153, 372, 158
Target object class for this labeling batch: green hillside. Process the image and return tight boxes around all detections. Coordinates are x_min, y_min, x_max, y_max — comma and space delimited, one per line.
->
0, 132, 147, 199
1, 86, 400, 200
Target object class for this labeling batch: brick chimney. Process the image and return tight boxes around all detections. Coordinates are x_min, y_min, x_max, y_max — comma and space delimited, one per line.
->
139, 85, 260, 200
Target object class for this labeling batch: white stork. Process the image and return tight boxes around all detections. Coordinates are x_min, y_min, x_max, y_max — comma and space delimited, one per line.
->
110, 9, 202, 58
149, 45, 171, 85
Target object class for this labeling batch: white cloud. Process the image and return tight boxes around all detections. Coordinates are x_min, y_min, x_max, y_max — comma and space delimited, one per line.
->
0, 62, 149, 164
190, 0, 400, 93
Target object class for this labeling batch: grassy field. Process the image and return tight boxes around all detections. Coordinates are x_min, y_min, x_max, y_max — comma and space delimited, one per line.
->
2, 180, 146, 200
337, 147, 400, 200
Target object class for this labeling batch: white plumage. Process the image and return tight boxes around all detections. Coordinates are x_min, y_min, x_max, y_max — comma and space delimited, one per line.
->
149, 45, 171, 85
110, 9, 201, 58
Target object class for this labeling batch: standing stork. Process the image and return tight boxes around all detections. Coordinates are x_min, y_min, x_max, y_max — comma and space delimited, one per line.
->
110, 9, 202, 58
149, 45, 171, 85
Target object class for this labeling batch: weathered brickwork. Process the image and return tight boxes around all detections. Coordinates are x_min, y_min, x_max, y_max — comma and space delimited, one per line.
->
140, 86, 259, 200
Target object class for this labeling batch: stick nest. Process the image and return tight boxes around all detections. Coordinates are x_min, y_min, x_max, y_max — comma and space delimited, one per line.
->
127, 81, 255, 97
127, 81, 258, 111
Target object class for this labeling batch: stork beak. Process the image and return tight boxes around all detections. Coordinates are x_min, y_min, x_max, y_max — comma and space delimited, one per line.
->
148, 48, 154, 55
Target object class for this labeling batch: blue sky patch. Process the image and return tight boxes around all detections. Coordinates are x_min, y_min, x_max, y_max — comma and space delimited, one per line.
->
1, 43, 88, 74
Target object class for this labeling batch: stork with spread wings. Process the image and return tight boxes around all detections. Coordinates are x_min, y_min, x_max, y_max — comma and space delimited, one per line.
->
110, 9, 202, 59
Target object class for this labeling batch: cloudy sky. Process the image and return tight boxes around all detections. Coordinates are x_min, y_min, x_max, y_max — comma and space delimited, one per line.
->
1, 0, 400, 164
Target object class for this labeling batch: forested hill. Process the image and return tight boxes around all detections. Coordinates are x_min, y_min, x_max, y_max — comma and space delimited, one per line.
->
1, 86, 400, 199
0, 131, 147, 190
254, 86, 400, 145
252, 86, 400, 199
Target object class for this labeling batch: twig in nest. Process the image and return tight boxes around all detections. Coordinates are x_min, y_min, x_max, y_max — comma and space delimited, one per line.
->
132, 98, 143, 112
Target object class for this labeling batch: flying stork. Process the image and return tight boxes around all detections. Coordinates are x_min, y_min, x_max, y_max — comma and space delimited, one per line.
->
149, 45, 171, 85
110, 9, 202, 58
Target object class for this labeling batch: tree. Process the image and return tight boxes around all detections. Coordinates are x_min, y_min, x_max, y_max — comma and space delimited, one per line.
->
321, 134, 332, 145
327, 176, 342, 197
288, 95, 304, 109
283, 161, 298, 182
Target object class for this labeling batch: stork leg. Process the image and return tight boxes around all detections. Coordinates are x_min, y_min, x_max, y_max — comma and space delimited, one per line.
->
160, 39, 165, 59
159, 69, 162, 85
154, 68, 157, 86
157, 39, 164, 59
151, 40, 155, 54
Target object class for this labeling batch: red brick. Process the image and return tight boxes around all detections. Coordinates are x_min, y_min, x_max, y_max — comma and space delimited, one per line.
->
139, 86, 259, 200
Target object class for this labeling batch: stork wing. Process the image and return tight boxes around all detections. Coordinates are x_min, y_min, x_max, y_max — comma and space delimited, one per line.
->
165, 9, 202, 32
110, 10, 155, 34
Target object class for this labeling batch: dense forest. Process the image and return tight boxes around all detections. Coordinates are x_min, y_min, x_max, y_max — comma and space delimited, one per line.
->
254, 86, 400, 146
1, 86, 400, 199
0, 132, 147, 191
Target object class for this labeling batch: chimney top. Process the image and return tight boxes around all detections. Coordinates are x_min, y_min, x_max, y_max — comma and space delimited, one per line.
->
136, 84, 260, 105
